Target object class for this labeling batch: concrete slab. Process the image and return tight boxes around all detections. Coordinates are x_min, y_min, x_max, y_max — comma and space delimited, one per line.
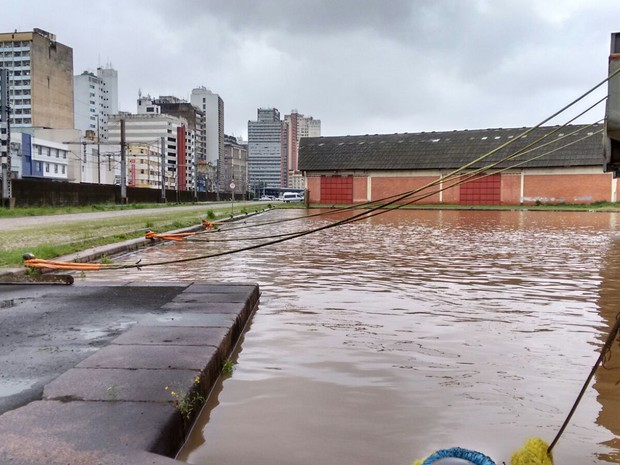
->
111, 325, 231, 347
75, 344, 219, 370
43, 368, 201, 402
140, 310, 239, 326
171, 291, 254, 304
160, 301, 252, 313
0, 400, 183, 464
0, 281, 260, 464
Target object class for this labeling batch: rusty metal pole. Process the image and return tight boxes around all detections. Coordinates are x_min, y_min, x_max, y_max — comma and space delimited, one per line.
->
120, 118, 127, 204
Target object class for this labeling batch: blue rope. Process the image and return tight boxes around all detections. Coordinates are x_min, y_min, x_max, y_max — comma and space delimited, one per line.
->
423, 447, 496, 465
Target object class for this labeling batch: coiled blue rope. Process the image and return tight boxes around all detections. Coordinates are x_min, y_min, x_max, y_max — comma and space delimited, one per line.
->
422, 447, 496, 465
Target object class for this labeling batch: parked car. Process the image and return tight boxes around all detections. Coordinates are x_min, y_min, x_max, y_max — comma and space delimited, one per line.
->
259, 195, 272, 201
282, 192, 303, 203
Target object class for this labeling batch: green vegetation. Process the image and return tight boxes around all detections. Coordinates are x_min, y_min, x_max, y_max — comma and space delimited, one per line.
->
222, 358, 235, 375
165, 376, 205, 420
0, 202, 189, 219
0, 202, 267, 268
106, 384, 119, 402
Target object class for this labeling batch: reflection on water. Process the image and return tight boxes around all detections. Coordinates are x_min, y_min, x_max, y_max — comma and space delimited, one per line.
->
86, 209, 620, 464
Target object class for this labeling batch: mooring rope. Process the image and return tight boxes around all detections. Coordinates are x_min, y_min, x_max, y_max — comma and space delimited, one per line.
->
547, 313, 620, 454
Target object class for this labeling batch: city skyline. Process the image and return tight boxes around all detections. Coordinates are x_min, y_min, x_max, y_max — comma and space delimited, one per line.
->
3, 1, 620, 141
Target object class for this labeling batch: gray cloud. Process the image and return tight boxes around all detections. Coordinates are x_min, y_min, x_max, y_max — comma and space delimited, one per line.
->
2, 0, 619, 137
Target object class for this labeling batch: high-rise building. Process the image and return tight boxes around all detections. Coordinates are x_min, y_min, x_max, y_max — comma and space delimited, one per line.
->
0, 28, 73, 129
73, 71, 101, 137
223, 135, 248, 196
284, 110, 321, 189
107, 111, 195, 192
135, 95, 201, 192
190, 87, 223, 191
74, 65, 118, 140
248, 108, 287, 189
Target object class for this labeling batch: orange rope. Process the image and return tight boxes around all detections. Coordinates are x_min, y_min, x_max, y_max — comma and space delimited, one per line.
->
202, 220, 224, 230
145, 230, 196, 242
24, 258, 106, 271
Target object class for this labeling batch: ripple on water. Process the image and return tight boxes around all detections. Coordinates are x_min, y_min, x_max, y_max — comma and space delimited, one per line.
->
86, 209, 620, 464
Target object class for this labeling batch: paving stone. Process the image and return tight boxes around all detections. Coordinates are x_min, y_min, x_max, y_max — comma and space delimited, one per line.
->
43, 368, 202, 402
0, 400, 183, 464
112, 325, 231, 347
75, 344, 218, 370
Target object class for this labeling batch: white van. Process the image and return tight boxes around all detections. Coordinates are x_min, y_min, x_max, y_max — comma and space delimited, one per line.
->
282, 192, 303, 203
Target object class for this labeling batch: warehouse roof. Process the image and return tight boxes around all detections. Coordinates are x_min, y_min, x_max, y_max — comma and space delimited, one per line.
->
298, 124, 605, 171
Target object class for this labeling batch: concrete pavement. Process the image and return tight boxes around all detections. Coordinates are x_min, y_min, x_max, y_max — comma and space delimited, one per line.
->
0, 280, 259, 464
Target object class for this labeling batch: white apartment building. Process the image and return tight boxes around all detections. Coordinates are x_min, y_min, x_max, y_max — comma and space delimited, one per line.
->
73, 71, 101, 135
97, 65, 118, 140
10, 131, 69, 181
190, 87, 223, 190
73, 65, 118, 140
108, 112, 195, 191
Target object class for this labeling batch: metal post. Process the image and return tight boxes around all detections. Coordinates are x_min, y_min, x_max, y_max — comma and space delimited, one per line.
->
1, 68, 12, 208
231, 179, 235, 216
97, 117, 101, 184
160, 136, 166, 203
120, 119, 127, 204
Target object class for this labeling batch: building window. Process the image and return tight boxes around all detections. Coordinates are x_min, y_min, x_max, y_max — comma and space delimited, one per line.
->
62, 165, 65, 174
54, 164, 58, 174
45, 163, 49, 172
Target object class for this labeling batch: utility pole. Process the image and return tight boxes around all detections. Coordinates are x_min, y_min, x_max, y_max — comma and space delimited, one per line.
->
97, 117, 101, 184
1, 68, 12, 208
120, 118, 127, 204
160, 136, 166, 203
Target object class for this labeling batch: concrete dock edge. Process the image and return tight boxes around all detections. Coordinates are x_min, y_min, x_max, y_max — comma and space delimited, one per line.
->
0, 281, 260, 464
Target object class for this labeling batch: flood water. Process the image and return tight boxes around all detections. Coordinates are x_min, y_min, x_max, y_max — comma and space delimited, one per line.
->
86, 209, 620, 464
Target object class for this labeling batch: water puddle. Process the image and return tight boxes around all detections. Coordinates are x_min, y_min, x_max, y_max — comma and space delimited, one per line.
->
0, 379, 37, 397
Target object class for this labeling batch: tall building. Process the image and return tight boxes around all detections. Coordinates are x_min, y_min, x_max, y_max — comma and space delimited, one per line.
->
97, 65, 118, 138
248, 108, 286, 189
139, 95, 205, 191
223, 135, 248, 196
108, 109, 195, 192
190, 87, 223, 191
0, 28, 73, 129
73, 71, 101, 137
284, 110, 320, 189
73, 65, 118, 140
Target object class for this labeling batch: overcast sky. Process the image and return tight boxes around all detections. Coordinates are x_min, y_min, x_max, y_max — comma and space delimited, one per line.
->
3, 0, 620, 139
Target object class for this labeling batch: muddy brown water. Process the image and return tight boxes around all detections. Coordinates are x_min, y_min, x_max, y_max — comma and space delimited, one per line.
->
85, 209, 620, 464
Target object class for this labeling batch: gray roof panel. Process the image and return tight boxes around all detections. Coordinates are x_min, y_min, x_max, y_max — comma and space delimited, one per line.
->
298, 125, 605, 171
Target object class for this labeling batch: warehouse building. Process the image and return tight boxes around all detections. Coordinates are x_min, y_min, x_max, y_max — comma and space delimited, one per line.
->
298, 124, 612, 206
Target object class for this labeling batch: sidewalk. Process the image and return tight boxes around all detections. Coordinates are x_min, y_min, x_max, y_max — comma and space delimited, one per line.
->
0, 211, 263, 464
0, 281, 260, 465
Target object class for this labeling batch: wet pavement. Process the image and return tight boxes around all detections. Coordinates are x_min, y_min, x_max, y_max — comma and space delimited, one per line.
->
0, 281, 259, 464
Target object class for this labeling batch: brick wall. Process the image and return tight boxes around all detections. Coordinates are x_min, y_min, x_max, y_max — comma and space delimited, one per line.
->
306, 169, 615, 206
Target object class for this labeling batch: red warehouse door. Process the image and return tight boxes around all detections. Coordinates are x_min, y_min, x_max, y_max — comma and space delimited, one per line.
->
320, 176, 353, 204
460, 174, 501, 205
